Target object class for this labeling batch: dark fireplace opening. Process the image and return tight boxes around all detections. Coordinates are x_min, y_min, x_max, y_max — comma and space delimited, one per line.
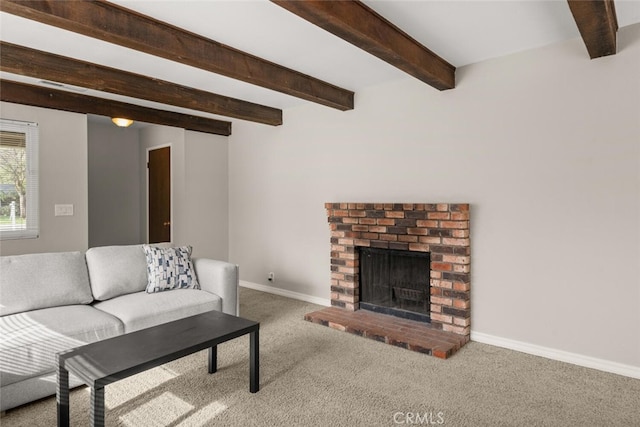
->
358, 247, 431, 323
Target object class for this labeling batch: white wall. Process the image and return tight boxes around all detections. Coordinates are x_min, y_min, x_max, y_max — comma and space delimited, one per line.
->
88, 120, 142, 247
0, 102, 88, 255
139, 125, 229, 260
229, 24, 640, 367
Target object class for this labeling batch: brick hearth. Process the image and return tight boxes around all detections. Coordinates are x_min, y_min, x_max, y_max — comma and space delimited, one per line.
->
305, 307, 468, 359
304, 203, 471, 359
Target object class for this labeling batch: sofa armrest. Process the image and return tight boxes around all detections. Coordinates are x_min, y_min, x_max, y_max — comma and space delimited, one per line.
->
193, 258, 239, 316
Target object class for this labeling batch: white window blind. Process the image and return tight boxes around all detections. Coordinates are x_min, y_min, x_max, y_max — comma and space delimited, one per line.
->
0, 118, 39, 240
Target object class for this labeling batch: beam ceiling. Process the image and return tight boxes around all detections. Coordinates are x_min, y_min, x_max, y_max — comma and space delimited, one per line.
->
567, 0, 618, 59
0, 0, 354, 111
271, 0, 455, 91
0, 42, 281, 126
0, 80, 232, 136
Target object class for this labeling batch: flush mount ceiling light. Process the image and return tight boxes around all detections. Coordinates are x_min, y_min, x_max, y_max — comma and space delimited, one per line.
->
111, 118, 134, 128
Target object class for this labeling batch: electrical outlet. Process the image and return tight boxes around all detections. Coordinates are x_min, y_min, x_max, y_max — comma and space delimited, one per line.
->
268, 272, 275, 282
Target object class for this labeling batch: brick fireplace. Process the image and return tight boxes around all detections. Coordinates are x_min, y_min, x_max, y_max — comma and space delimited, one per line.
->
304, 203, 471, 359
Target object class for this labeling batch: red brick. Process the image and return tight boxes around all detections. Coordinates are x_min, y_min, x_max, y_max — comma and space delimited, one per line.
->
427, 212, 450, 220
416, 220, 438, 228
431, 279, 453, 289
398, 235, 418, 243
343, 217, 359, 224
377, 219, 395, 226
408, 243, 429, 252
442, 238, 470, 246
440, 221, 468, 229
453, 299, 470, 309
419, 236, 441, 244
451, 212, 470, 220
453, 264, 470, 273
453, 282, 470, 291
431, 262, 452, 271
369, 226, 387, 233
431, 296, 453, 306
451, 229, 469, 238
332, 209, 349, 217
352, 225, 369, 232
324, 202, 333, 209
436, 204, 449, 211
407, 228, 429, 235
354, 239, 370, 247
328, 322, 346, 332
380, 234, 398, 241
385, 211, 405, 219
431, 313, 453, 324
403, 204, 414, 210
442, 255, 470, 264
359, 218, 377, 225
362, 232, 379, 240
442, 324, 469, 336
349, 210, 366, 217
430, 271, 442, 279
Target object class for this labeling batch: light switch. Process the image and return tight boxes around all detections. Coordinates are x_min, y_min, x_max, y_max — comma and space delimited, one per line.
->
54, 204, 74, 216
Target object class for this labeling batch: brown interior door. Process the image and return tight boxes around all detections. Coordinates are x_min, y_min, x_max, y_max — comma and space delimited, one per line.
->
148, 146, 171, 243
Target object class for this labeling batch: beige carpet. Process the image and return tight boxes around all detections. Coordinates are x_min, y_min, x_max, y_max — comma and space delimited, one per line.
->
2, 288, 639, 426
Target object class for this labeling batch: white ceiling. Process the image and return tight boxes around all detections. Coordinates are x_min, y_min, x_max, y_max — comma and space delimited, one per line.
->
1, 0, 639, 126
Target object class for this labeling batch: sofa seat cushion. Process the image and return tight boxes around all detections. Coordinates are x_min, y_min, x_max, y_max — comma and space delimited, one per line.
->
0, 252, 94, 316
0, 305, 123, 387
92, 290, 221, 333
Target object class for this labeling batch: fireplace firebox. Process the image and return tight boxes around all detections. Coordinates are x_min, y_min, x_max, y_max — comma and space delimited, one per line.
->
359, 247, 431, 323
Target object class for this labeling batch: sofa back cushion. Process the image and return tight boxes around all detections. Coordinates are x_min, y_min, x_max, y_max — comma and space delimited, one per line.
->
85, 244, 147, 300
0, 251, 94, 316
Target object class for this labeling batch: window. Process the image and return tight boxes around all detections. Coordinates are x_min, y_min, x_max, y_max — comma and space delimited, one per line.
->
0, 119, 39, 240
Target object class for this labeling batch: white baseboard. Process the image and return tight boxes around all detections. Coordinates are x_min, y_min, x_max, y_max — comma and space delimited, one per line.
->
239, 280, 331, 307
471, 331, 640, 379
240, 282, 640, 379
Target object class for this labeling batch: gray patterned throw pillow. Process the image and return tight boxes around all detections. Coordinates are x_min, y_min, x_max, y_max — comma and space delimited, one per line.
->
143, 245, 200, 293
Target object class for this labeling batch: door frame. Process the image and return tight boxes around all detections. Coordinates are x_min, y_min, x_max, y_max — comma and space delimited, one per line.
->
146, 144, 173, 244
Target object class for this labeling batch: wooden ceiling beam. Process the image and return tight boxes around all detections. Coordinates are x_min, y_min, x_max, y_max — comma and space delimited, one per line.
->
271, 0, 455, 91
0, 80, 232, 136
567, 0, 618, 59
0, 42, 281, 126
0, 0, 354, 111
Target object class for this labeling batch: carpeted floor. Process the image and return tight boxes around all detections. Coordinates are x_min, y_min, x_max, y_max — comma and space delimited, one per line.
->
2, 288, 639, 426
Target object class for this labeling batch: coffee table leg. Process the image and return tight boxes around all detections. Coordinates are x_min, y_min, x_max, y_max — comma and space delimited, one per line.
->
250, 329, 259, 393
91, 386, 105, 427
208, 346, 217, 374
57, 362, 70, 427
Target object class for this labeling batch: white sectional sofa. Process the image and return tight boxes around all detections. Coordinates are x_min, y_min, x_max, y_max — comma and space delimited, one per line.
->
0, 244, 238, 411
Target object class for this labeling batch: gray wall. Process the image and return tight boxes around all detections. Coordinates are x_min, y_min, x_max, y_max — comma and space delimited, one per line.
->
88, 120, 142, 247
0, 102, 88, 255
229, 24, 640, 367
139, 125, 229, 260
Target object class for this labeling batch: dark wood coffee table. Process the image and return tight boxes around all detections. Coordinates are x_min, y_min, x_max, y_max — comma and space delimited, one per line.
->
56, 310, 259, 427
